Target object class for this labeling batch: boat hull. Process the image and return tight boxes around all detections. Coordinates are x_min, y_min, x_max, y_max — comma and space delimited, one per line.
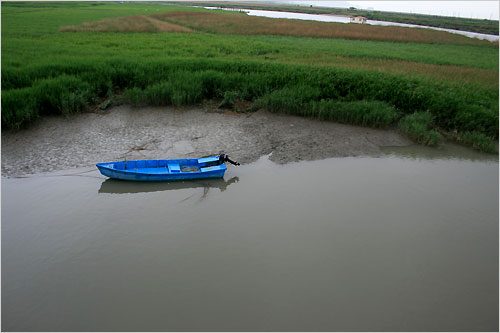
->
96, 156, 227, 181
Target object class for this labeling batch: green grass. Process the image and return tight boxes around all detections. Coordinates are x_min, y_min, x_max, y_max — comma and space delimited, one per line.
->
455, 131, 498, 153
1, 1, 203, 37
254, 85, 400, 128
3, 31, 497, 72
310, 100, 400, 128
125, 72, 203, 107
4, 59, 496, 134
1, 1, 498, 152
398, 112, 441, 146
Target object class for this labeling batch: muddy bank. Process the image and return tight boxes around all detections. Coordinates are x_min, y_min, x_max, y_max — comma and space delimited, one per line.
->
1, 105, 412, 177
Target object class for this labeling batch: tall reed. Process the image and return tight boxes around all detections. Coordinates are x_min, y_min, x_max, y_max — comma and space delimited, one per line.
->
398, 112, 441, 146
2, 59, 497, 152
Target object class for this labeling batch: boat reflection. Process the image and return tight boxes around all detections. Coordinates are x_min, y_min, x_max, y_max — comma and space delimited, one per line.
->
98, 176, 239, 194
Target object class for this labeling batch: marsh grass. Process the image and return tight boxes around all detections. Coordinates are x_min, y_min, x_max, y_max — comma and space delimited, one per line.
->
254, 84, 322, 114
455, 131, 498, 153
255, 87, 400, 128
152, 11, 494, 46
2, 60, 497, 151
2, 75, 93, 129
125, 73, 203, 106
60, 15, 192, 33
310, 100, 400, 128
170, 2, 499, 35
2, 2, 498, 152
305, 57, 499, 89
58, 10, 497, 46
398, 112, 441, 146
218, 91, 240, 110
1, 88, 38, 130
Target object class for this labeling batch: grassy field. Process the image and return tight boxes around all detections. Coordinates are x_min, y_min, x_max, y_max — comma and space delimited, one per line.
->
63, 10, 494, 46
2, 2, 498, 152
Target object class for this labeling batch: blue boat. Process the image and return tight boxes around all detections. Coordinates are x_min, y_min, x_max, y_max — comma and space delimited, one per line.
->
96, 154, 239, 181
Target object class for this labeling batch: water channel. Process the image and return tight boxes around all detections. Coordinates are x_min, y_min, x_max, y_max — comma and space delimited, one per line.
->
2, 145, 498, 331
203, 7, 499, 42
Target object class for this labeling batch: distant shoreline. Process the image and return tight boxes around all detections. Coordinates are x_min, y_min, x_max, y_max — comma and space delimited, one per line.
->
168, 1, 499, 35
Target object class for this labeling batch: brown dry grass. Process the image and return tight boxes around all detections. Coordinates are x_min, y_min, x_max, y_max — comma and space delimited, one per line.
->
57, 11, 497, 86
60, 11, 493, 47
152, 11, 491, 46
293, 56, 499, 88
59, 15, 192, 33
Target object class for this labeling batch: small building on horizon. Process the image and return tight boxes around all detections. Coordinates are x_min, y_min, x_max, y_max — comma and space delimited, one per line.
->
350, 16, 367, 24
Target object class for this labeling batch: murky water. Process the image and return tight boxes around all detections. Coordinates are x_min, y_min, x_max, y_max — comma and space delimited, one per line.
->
203, 7, 499, 41
2, 147, 498, 331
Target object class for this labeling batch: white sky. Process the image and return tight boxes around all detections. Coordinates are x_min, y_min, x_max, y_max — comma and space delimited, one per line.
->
285, 1, 499, 20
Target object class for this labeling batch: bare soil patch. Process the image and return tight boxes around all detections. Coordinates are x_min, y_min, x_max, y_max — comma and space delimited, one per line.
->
1, 105, 411, 177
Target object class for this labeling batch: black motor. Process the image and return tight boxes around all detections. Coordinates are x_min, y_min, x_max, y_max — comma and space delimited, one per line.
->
219, 154, 240, 166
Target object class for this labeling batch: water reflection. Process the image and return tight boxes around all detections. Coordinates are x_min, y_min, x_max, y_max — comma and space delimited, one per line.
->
98, 176, 239, 194
3, 155, 498, 331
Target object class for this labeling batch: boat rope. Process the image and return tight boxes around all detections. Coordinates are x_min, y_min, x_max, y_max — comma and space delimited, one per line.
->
11, 168, 104, 179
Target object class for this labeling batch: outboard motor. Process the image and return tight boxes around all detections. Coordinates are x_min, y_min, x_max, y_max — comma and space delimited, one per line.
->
219, 154, 240, 166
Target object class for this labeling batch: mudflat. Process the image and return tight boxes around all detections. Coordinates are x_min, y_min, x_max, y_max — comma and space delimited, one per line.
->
1, 105, 411, 177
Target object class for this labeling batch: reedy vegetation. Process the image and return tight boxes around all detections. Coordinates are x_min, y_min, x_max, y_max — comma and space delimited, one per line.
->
169, 1, 500, 35
151, 11, 494, 46
60, 15, 193, 33
2, 2, 498, 152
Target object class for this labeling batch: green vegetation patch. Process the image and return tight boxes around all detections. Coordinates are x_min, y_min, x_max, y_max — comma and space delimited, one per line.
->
1, 2, 498, 153
2, 59, 497, 150
2, 75, 93, 129
125, 73, 203, 107
454, 131, 498, 153
256, 87, 400, 128
310, 100, 400, 128
398, 112, 441, 146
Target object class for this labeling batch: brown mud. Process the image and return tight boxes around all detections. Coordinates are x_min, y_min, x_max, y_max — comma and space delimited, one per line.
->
1, 105, 412, 177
